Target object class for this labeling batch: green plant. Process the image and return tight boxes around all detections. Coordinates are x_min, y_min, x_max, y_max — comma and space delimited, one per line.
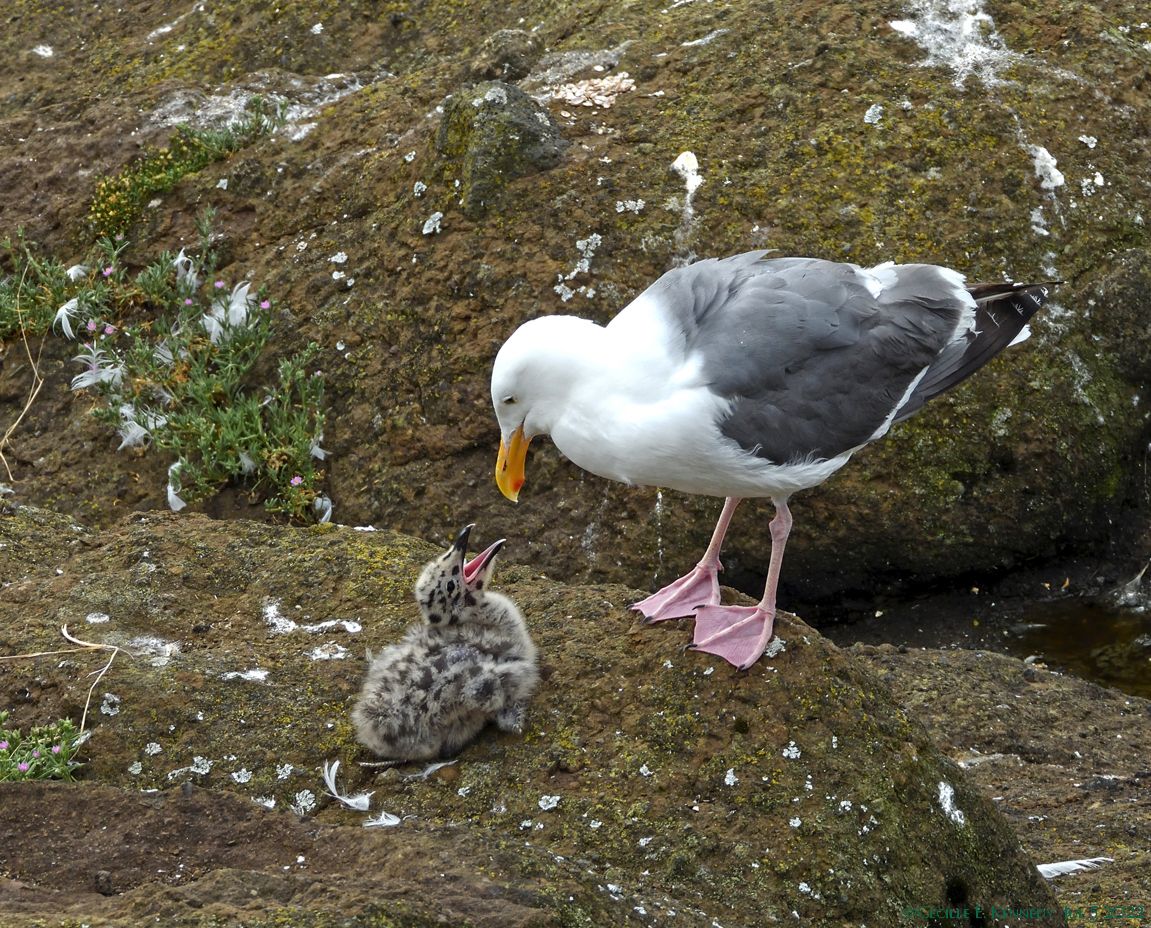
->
59, 219, 329, 520
87, 100, 282, 238
0, 233, 74, 339
0, 710, 84, 782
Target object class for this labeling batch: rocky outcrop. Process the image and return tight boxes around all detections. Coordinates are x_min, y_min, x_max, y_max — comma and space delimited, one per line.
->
0, 506, 1062, 926
1, 0, 1149, 610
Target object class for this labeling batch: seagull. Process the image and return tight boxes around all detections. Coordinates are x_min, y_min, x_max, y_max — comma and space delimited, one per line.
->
490, 252, 1051, 669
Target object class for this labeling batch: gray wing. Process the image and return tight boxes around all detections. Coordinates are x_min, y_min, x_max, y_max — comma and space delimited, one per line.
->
643, 253, 968, 463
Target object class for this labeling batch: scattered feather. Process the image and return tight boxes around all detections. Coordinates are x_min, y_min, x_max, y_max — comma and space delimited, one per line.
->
167, 462, 188, 512
70, 343, 124, 390
364, 810, 402, 828
1037, 857, 1114, 879
173, 249, 200, 291
65, 264, 89, 281
321, 759, 374, 811
313, 494, 333, 523
403, 759, 457, 781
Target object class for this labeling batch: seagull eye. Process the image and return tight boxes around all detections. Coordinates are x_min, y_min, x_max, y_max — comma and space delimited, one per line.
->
502, 395, 516, 405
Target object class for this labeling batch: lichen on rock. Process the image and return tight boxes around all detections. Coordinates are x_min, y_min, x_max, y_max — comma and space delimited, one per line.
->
434, 80, 569, 219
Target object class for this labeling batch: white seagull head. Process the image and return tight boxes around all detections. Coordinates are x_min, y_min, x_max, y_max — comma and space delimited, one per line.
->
490, 315, 601, 501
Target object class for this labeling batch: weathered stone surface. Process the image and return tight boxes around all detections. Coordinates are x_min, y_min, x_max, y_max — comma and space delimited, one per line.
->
0, 506, 1062, 926
435, 81, 568, 219
853, 643, 1151, 909
0, 0, 1149, 619
469, 29, 544, 83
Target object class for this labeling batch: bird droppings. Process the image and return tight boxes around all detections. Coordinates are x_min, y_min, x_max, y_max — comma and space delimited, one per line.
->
937, 781, 967, 826
724, 768, 738, 786
888, 0, 1019, 88
143, 742, 162, 756
1027, 145, 1066, 191
100, 693, 121, 716
672, 150, 704, 257
32, 44, 54, 58
85, 611, 111, 624
783, 741, 801, 760
127, 635, 180, 667
220, 667, 271, 684
863, 103, 884, 125
308, 642, 349, 661
263, 600, 362, 636
422, 211, 444, 235
539, 794, 561, 810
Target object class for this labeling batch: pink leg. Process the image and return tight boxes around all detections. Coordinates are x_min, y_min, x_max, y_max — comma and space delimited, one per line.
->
631, 497, 741, 623
691, 498, 792, 670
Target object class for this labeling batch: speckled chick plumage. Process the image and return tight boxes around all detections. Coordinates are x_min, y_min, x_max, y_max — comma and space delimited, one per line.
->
352, 525, 539, 761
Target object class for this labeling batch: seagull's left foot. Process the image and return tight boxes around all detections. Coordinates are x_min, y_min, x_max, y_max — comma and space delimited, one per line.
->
689, 604, 776, 670
630, 562, 721, 623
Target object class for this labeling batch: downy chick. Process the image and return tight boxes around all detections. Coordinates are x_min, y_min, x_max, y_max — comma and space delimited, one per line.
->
352, 524, 539, 761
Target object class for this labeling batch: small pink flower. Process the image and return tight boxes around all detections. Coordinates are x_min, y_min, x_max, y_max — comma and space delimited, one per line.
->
214, 280, 225, 289
184, 298, 194, 306
290, 475, 304, 487
17, 762, 29, 772
51, 745, 61, 754
103, 266, 114, 277
104, 325, 116, 335
259, 299, 271, 310
0, 740, 8, 750
86, 320, 98, 333
32, 750, 40, 758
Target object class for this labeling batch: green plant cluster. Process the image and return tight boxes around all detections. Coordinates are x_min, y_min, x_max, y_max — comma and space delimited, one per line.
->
0, 233, 76, 339
57, 216, 329, 520
0, 710, 84, 782
87, 100, 281, 238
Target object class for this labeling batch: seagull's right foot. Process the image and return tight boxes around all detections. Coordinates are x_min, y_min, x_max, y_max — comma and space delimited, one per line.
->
631, 562, 720, 623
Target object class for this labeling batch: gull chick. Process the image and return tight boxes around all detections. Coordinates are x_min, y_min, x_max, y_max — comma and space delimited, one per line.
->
352, 524, 539, 761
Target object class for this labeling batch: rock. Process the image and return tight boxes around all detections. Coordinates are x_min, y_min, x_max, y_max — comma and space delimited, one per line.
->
851, 643, 1151, 906
469, 29, 543, 82
434, 81, 568, 219
0, 0, 1149, 633
1088, 248, 1151, 384
0, 506, 1061, 926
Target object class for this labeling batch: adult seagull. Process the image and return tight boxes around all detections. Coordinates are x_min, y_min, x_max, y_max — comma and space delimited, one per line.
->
491, 252, 1051, 669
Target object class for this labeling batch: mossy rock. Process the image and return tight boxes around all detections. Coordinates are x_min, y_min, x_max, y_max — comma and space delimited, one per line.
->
0, 506, 1062, 926
435, 81, 568, 219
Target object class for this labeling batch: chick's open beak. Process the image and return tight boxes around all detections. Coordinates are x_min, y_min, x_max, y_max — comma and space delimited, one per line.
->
495, 425, 530, 502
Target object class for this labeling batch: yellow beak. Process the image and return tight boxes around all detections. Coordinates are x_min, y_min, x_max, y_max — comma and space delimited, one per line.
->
496, 425, 530, 502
